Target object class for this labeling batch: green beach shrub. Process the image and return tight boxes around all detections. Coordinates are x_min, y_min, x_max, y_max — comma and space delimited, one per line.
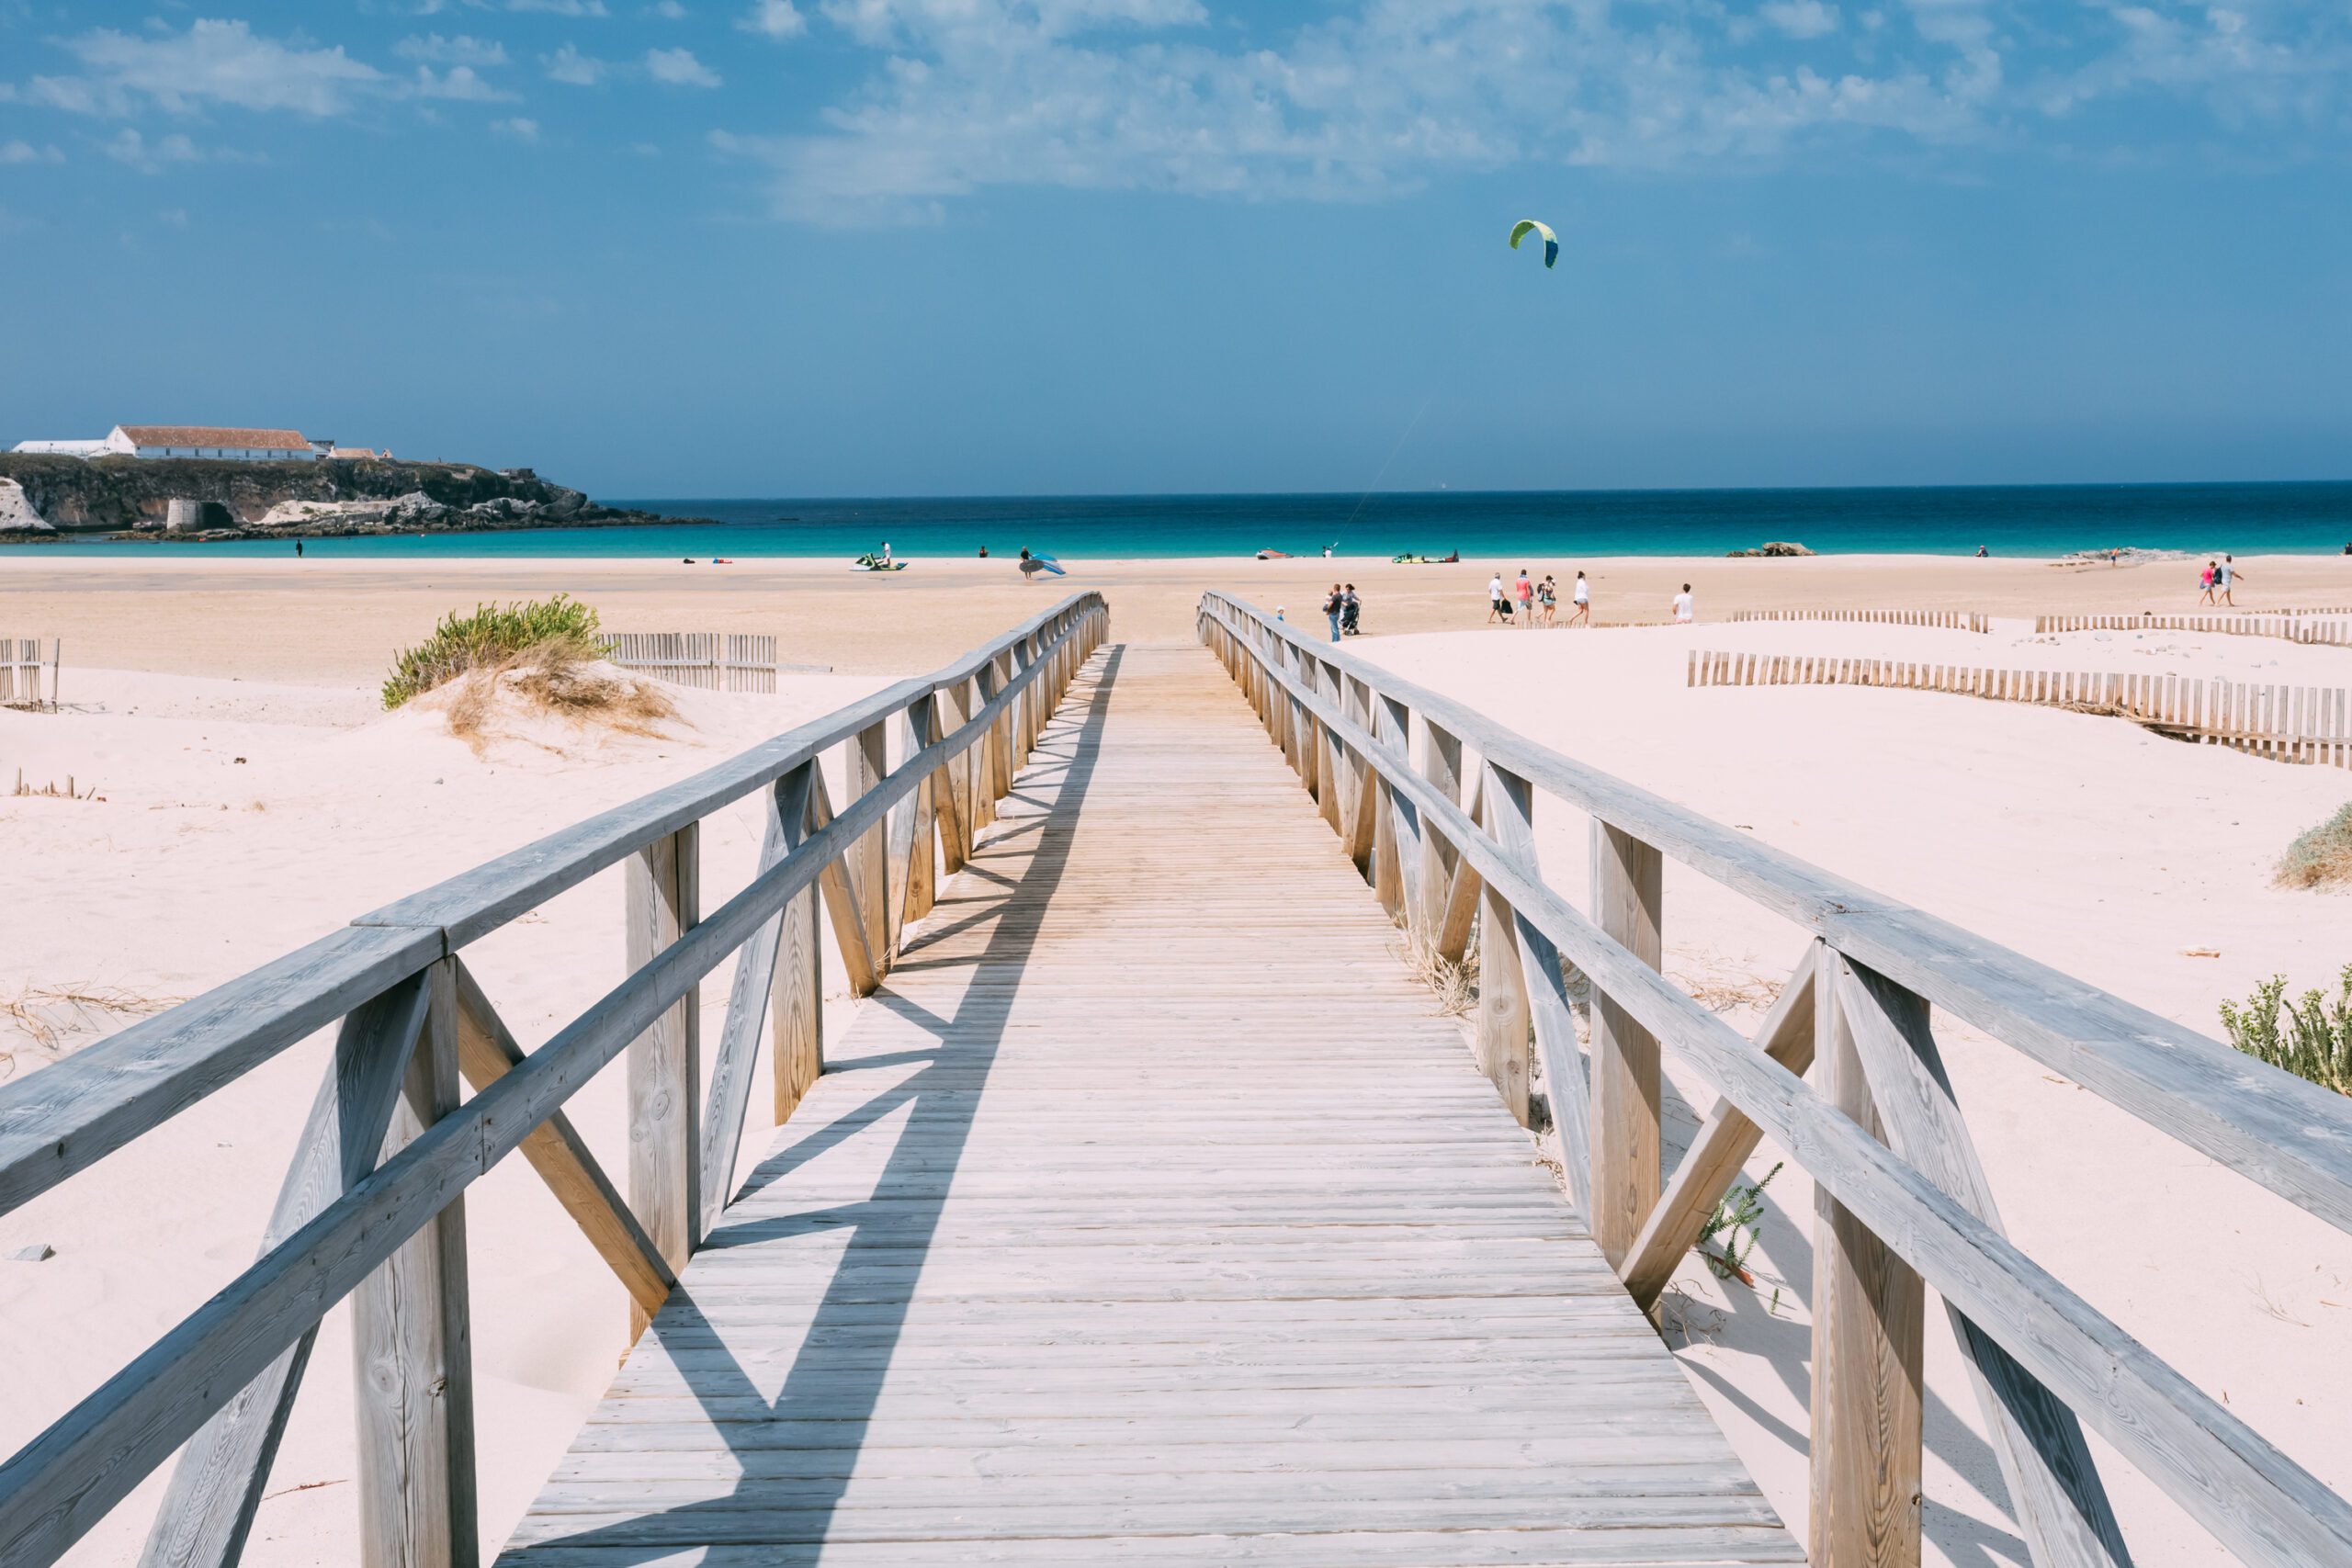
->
2276, 804, 2352, 889
2219, 966, 2352, 1096
1698, 1161, 1783, 1285
381, 595, 603, 709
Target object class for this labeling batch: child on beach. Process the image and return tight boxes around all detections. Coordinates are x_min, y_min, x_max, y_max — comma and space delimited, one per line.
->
1671, 583, 1694, 625
2199, 560, 2217, 604
1568, 570, 1589, 626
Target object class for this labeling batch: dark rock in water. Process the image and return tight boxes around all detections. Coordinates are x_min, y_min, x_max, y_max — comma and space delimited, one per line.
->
0, 452, 713, 539
1725, 540, 1815, 558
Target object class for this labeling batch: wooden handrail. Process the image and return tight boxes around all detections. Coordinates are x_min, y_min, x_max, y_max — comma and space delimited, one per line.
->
0, 593, 1108, 1568
1197, 591, 2352, 1568
1200, 590, 2352, 1237
0, 593, 1104, 1220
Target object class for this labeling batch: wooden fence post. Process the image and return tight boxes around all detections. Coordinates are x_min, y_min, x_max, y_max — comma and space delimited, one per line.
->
626, 824, 699, 1341
851, 722, 891, 975
1589, 820, 1662, 1268
1474, 778, 1532, 1127
1419, 719, 1475, 959
1809, 944, 1925, 1568
354, 959, 478, 1568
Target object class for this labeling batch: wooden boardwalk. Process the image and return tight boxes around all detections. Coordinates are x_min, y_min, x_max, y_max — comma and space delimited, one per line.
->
497, 642, 1801, 1566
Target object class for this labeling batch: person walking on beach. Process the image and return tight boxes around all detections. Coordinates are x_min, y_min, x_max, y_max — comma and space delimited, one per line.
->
1341, 584, 1363, 637
1536, 575, 1557, 626
1671, 583, 1694, 625
1515, 570, 1534, 626
1568, 570, 1590, 626
2217, 555, 2244, 605
294, 539, 303, 559
2199, 559, 2217, 604
1487, 572, 1511, 625
1323, 583, 1345, 643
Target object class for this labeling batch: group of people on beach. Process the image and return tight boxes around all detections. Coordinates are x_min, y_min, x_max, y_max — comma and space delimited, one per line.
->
1485, 570, 1592, 627
1482, 570, 1697, 627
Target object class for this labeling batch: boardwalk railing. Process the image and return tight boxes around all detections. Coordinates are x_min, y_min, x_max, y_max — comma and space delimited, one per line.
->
1, 636, 58, 708
602, 631, 814, 692
0, 592, 1107, 1568
2036, 611, 2352, 646
1730, 608, 1988, 632
1688, 649, 2352, 768
1198, 589, 2352, 1568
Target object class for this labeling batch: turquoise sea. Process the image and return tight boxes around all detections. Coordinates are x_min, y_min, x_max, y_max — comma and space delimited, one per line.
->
28, 482, 2352, 560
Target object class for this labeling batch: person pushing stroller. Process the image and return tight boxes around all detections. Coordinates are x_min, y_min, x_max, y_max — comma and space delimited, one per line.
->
1340, 584, 1363, 637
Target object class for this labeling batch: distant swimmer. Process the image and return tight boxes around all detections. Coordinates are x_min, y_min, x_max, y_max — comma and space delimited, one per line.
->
978, 545, 989, 558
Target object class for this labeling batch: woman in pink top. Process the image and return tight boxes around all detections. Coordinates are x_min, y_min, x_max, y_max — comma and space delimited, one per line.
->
1514, 570, 1534, 626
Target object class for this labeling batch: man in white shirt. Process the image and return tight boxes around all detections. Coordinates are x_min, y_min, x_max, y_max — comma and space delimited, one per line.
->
1671, 583, 1694, 624
1487, 573, 1510, 624
1568, 570, 1590, 626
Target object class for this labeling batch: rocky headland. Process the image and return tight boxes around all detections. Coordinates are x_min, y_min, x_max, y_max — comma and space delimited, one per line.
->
0, 453, 705, 541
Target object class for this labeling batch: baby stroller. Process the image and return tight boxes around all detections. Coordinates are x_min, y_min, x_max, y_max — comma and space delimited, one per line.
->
1340, 592, 1363, 637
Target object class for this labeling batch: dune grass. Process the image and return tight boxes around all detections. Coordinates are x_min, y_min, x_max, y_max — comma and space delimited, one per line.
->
2277, 803, 2352, 889
381, 595, 605, 709
2219, 965, 2352, 1097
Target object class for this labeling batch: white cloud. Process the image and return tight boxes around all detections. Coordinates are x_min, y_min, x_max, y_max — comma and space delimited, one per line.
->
396, 34, 512, 66
507, 0, 610, 14
1761, 0, 1842, 39
102, 128, 204, 173
545, 43, 609, 84
36, 19, 384, 118
645, 46, 721, 86
493, 115, 542, 139
413, 64, 516, 100
741, 0, 808, 39
650, 0, 690, 15
158, 207, 189, 227
0, 140, 63, 164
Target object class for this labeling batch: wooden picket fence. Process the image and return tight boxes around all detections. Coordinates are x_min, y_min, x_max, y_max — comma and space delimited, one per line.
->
1730, 608, 1989, 633
601, 633, 808, 693
1688, 648, 2352, 768
0, 637, 57, 709
2035, 611, 2352, 647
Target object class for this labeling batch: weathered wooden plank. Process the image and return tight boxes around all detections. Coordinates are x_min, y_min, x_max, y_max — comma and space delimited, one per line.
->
772, 773, 824, 1130
1486, 762, 1592, 1217
626, 824, 700, 1340
1622, 949, 1816, 1311
1809, 945, 1923, 1568
353, 959, 478, 1568
1589, 820, 1662, 1269
0, 924, 439, 1217
1834, 957, 2131, 1568
696, 767, 814, 1234
138, 974, 434, 1568
451, 960, 671, 1315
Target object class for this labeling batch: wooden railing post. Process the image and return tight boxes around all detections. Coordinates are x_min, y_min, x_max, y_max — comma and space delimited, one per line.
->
774, 771, 824, 1125
1340, 675, 1378, 874
626, 823, 699, 1341
1473, 775, 1532, 1127
899, 695, 942, 929
850, 722, 891, 976
1371, 693, 1420, 925
354, 957, 478, 1568
141, 976, 435, 1568
1421, 719, 1478, 964
936, 680, 974, 875
1809, 943, 1925, 1568
1833, 955, 2131, 1568
1589, 820, 1662, 1267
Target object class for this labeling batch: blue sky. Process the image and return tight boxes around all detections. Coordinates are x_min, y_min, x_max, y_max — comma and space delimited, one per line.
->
0, 1, 2346, 498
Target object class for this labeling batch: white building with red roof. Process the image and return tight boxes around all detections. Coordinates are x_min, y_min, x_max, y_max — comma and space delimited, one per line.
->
101, 425, 320, 461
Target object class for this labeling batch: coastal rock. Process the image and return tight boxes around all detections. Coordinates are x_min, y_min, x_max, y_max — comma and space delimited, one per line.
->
1725, 540, 1815, 558
0, 478, 53, 533
0, 453, 711, 541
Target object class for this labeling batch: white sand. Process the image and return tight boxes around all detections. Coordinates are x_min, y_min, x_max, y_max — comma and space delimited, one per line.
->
1360, 620, 2352, 1567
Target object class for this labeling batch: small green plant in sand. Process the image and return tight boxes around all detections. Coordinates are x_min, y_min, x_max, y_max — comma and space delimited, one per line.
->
381, 595, 605, 709
1697, 1161, 1783, 1286
2219, 966, 2352, 1096
2276, 804, 2352, 890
